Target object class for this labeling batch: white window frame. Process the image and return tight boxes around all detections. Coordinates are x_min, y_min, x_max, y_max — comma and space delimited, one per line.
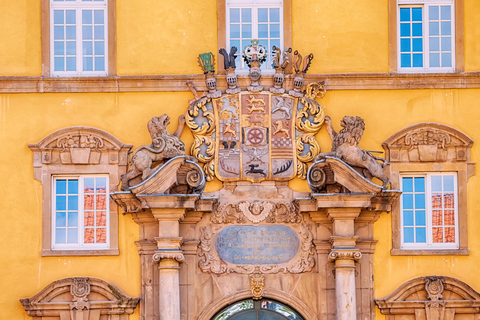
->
52, 175, 110, 251
397, 0, 455, 73
400, 173, 459, 250
50, 0, 108, 77
226, 0, 284, 74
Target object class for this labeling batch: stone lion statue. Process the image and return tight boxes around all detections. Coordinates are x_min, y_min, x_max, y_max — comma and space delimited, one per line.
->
314, 115, 390, 189
120, 114, 188, 190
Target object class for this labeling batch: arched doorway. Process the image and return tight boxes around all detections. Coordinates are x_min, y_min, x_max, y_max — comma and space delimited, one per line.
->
212, 299, 304, 320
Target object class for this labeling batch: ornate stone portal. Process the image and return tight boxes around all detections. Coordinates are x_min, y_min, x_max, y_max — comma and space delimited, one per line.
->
112, 43, 399, 320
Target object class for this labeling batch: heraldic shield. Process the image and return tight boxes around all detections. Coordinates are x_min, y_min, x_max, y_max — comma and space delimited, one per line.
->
186, 84, 325, 183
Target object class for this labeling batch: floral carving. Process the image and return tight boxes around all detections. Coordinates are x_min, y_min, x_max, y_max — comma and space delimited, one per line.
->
57, 134, 104, 151
212, 201, 301, 224
405, 129, 451, 151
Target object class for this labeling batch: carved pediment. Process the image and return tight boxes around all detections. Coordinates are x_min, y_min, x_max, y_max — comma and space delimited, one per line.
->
29, 126, 132, 165
383, 123, 473, 163
20, 277, 139, 320
375, 276, 480, 319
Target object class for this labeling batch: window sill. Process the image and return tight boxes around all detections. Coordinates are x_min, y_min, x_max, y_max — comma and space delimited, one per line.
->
42, 249, 119, 256
391, 248, 469, 256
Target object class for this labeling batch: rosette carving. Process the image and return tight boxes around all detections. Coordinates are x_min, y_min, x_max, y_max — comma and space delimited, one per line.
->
295, 82, 326, 179
186, 97, 216, 181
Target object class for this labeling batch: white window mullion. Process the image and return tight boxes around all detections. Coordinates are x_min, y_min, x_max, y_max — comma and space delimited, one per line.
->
76, 8, 82, 74
425, 175, 433, 246
78, 177, 85, 248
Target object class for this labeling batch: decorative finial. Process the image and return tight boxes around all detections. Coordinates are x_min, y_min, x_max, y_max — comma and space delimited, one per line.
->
271, 46, 292, 94
244, 40, 266, 92
219, 47, 241, 94
198, 52, 222, 98
289, 50, 314, 97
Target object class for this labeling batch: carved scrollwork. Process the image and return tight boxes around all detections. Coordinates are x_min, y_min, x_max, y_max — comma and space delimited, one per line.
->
57, 134, 104, 151
307, 166, 326, 192
211, 201, 301, 224
295, 82, 326, 179
153, 251, 185, 263
425, 276, 445, 301
70, 278, 91, 311
186, 97, 217, 181
197, 221, 315, 274
328, 250, 362, 262
405, 129, 451, 151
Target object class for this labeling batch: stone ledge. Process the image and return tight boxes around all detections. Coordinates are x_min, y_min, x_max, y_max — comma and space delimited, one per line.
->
0, 72, 479, 93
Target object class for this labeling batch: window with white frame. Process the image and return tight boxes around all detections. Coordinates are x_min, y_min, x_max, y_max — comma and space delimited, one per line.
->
51, 0, 108, 76
401, 173, 458, 249
226, 0, 283, 72
52, 175, 109, 250
397, 0, 454, 73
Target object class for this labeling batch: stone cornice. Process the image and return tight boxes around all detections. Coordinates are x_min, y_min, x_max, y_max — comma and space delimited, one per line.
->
1, 72, 480, 93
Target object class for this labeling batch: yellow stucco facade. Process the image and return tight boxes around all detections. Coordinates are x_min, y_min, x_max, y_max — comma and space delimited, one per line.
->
1, 1, 480, 320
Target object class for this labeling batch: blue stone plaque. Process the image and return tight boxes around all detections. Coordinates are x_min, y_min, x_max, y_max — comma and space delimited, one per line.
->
215, 225, 300, 265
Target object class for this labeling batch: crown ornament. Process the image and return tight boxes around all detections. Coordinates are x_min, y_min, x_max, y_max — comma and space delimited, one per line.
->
243, 40, 267, 92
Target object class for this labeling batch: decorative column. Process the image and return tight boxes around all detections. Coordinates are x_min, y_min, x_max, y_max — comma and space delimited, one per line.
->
151, 208, 186, 320
327, 208, 362, 320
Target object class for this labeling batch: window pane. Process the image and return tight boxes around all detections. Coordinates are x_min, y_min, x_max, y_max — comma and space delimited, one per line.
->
242, 24, 252, 38
400, 38, 411, 53
56, 196, 66, 210
430, 53, 440, 67
431, 176, 442, 192
56, 179, 67, 194
96, 195, 107, 210
258, 8, 268, 23
414, 177, 425, 192
441, 6, 451, 20
445, 227, 455, 243
401, 54, 411, 68
400, 8, 410, 22
54, 57, 65, 71
66, 41, 76, 55
270, 23, 280, 38
68, 195, 78, 210
94, 41, 105, 55
403, 177, 413, 192
415, 210, 426, 226
96, 211, 107, 226
54, 41, 64, 55
441, 37, 451, 51
270, 8, 280, 22
432, 210, 442, 225
230, 24, 240, 39
412, 23, 422, 37
83, 41, 93, 55
404, 227, 414, 243
96, 228, 107, 243
429, 37, 439, 51
94, 26, 104, 40
441, 21, 451, 36
416, 227, 426, 243
67, 228, 78, 243
85, 228, 95, 243
412, 53, 423, 67
412, 38, 422, 52
83, 10, 92, 24
66, 26, 76, 40
400, 23, 410, 37
83, 26, 93, 40
258, 24, 268, 38
54, 10, 64, 24
66, 10, 75, 24
430, 22, 439, 36
230, 9, 240, 23
66, 57, 76, 71
444, 210, 455, 225
403, 194, 413, 209
441, 53, 452, 67
84, 194, 94, 210
85, 211, 95, 226
56, 212, 67, 227
241, 8, 251, 22
95, 57, 105, 70
429, 6, 439, 20
94, 10, 104, 24
403, 210, 414, 226
444, 193, 454, 208
412, 7, 422, 21
54, 26, 64, 40
68, 211, 78, 227
84, 178, 95, 192
55, 228, 66, 244
415, 194, 425, 209
432, 227, 443, 242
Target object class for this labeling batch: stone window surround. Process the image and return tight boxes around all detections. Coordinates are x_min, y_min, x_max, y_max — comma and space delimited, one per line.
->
217, 0, 293, 74
41, 0, 117, 77
382, 122, 474, 256
29, 126, 131, 256
388, 0, 464, 73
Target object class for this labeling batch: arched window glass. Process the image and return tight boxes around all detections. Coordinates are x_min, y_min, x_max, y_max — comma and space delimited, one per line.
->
213, 299, 303, 320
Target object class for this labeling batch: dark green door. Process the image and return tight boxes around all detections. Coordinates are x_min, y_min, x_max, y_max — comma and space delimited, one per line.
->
213, 299, 303, 320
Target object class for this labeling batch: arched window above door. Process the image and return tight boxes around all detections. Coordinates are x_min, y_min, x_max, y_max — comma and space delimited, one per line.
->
213, 299, 304, 320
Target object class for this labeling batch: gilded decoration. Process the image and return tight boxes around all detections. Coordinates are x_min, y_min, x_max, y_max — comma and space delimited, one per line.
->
197, 218, 315, 274
250, 274, 265, 300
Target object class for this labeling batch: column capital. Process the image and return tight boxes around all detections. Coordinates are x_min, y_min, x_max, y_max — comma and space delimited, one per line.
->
153, 251, 185, 264
328, 249, 362, 263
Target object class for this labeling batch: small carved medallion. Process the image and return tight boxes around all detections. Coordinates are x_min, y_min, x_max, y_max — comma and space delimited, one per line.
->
425, 276, 445, 301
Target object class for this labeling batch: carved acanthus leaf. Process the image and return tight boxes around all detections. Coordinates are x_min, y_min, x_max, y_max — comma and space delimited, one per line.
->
212, 201, 301, 224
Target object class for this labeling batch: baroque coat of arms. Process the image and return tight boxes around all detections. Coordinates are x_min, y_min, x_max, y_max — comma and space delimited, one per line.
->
186, 43, 326, 182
